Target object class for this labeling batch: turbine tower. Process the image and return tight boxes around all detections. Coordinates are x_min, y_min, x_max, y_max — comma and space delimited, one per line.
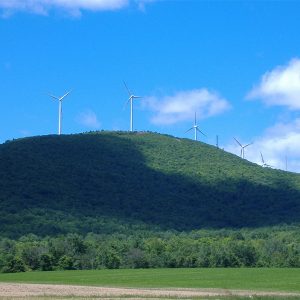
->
123, 81, 142, 132
48, 90, 72, 135
260, 152, 273, 168
234, 137, 252, 159
186, 112, 205, 141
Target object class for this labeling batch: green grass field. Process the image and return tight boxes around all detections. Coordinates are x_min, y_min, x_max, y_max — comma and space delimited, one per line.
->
0, 268, 300, 293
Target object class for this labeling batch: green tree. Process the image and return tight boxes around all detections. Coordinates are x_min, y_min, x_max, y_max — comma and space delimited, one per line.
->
58, 255, 74, 270
2, 256, 26, 273
40, 253, 54, 271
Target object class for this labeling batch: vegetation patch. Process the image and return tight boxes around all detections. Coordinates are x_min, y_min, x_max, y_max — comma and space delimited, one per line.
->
0, 132, 300, 238
0, 268, 300, 292
0, 132, 300, 272
1, 226, 300, 272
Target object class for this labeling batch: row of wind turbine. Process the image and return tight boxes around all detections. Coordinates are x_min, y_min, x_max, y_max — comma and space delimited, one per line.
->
47, 82, 140, 135
234, 137, 274, 167
45, 86, 283, 171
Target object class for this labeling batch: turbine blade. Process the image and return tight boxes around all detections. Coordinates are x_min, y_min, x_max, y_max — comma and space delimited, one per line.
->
234, 137, 242, 147
260, 152, 265, 164
194, 112, 197, 126
196, 128, 206, 136
123, 81, 131, 96
59, 90, 72, 101
123, 98, 131, 110
185, 127, 193, 133
48, 93, 59, 100
133, 96, 142, 99
244, 142, 253, 148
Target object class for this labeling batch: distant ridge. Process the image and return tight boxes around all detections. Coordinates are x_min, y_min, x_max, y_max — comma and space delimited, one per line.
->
0, 131, 300, 238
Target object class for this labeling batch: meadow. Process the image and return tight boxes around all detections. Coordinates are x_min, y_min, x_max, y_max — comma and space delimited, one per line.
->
0, 268, 300, 292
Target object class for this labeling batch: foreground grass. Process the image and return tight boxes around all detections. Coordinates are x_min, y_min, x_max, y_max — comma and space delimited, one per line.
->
0, 268, 300, 293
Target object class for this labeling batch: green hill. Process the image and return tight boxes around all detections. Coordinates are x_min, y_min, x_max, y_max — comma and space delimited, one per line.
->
0, 131, 300, 238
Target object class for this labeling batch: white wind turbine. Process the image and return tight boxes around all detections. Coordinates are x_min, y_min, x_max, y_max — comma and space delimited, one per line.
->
234, 137, 252, 159
123, 81, 142, 132
48, 90, 72, 135
185, 112, 206, 141
260, 152, 273, 168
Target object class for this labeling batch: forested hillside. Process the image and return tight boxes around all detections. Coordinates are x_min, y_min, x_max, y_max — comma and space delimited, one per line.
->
0, 131, 300, 238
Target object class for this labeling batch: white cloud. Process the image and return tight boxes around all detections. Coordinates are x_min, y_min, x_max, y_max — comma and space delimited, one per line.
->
0, 0, 156, 16
248, 58, 300, 110
143, 89, 230, 125
227, 119, 300, 173
77, 110, 101, 129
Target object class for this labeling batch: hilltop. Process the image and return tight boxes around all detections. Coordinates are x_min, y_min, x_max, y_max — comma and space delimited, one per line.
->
0, 131, 300, 238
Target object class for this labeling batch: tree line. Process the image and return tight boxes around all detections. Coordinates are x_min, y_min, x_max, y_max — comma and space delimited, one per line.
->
1, 226, 299, 272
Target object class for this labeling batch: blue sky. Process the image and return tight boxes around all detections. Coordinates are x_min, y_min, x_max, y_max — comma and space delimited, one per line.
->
1, 0, 300, 172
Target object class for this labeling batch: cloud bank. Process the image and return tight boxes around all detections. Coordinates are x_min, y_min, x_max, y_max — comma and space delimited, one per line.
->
144, 89, 230, 125
0, 0, 152, 16
77, 110, 101, 129
248, 58, 300, 110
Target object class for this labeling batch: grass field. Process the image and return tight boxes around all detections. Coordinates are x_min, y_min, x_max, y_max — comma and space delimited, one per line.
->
0, 268, 300, 293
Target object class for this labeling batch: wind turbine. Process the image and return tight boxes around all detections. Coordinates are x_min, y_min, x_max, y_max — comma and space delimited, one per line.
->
185, 112, 206, 141
234, 137, 252, 159
260, 152, 273, 168
48, 90, 72, 135
123, 81, 142, 132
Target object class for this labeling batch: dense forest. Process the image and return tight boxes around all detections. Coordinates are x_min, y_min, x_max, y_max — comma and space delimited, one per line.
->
1, 226, 300, 272
0, 131, 300, 272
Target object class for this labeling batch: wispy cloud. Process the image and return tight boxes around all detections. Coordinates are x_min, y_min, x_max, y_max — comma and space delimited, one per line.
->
0, 0, 156, 17
77, 110, 101, 129
247, 58, 300, 110
136, 0, 156, 11
227, 119, 300, 173
143, 89, 230, 125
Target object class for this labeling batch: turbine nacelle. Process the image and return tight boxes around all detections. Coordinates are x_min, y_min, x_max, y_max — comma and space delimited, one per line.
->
128, 95, 142, 103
